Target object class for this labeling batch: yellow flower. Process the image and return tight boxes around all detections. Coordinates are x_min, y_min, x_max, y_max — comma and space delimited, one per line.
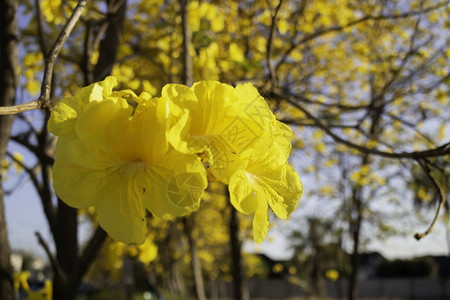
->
164, 81, 275, 182
138, 236, 158, 264
49, 77, 207, 244
48, 76, 119, 137
25, 280, 52, 300
229, 144, 302, 243
162, 81, 302, 243
50, 78, 301, 245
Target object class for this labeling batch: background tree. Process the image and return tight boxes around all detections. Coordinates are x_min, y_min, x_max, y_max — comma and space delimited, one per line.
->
4, 1, 127, 299
1, 1, 449, 300
0, 0, 18, 298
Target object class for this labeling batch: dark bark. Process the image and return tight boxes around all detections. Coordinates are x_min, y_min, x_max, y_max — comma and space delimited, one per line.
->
162, 223, 186, 295
180, 0, 193, 86
74, 227, 107, 287
0, 0, 18, 298
309, 218, 325, 297
93, 0, 127, 82
229, 202, 249, 300
348, 188, 363, 300
0, 195, 14, 300
53, 200, 79, 300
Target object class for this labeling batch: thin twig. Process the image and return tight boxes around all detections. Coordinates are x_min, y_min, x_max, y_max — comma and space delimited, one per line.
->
39, 0, 88, 110
266, 0, 283, 91
0, 0, 88, 115
0, 101, 41, 115
7, 151, 56, 231
414, 159, 447, 240
35, 231, 67, 283
73, 226, 107, 287
34, 0, 48, 56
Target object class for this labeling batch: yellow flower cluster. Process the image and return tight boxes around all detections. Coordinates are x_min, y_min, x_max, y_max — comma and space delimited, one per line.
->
14, 271, 52, 300
48, 77, 302, 244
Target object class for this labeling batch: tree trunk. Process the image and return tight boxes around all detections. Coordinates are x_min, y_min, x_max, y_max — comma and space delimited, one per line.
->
229, 202, 249, 300
348, 184, 363, 300
53, 200, 79, 300
180, 0, 193, 86
184, 215, 207, 300
162, 222, 186, 295
93, 0, 127, 82
0, 0, 18, 298
0, 192, 14, 300
309, 218, 324, 297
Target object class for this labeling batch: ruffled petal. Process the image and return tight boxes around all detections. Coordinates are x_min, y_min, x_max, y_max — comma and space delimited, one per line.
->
271, 120, 294, 161
252, 164, 302, 219
48, 98, 79, 136
75, 99, 131, 149
234, 83, 275, 132
229, 143, 302, 242
228, 169, 258, 214
142, 150, 207, 218
48, 76, 118, 136
94, 163, 147, 244
52, 136, 114, 208
252, 195, 269, 244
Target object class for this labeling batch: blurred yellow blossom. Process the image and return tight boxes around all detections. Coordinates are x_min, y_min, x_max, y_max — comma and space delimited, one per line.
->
326, 269, 339, 281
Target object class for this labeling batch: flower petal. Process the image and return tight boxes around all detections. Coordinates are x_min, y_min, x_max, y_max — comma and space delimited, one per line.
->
252, 164, 302, 219
48, 76, 118, 136
52, 136, 114, 208
95, 164, 147, 244
253, 195, 269, 244
228, 169, 258, 214
142, 150, 207, 218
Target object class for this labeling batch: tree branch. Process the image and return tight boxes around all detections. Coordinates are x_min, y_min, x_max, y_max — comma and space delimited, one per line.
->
0, 0, 88, 115
272, 91, 450, 159
34, 0, 48, 57
74, 226, 107, 288
0, 101, 42, 115
35, 231, 67, 283
414, 159, 447, 240
93, 0, 127, 82
39, 0, 88, 110
6, 152, 56, 232
266, 0, 283, 91
180, 0, 193, 86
